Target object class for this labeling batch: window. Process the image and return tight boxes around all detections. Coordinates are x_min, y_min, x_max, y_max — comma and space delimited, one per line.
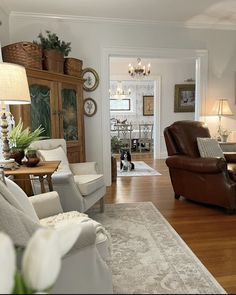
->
110, 99, 131, 111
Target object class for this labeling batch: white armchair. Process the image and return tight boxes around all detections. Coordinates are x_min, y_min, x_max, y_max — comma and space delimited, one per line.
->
30, 139, 106, 213
0, 177, 113, 294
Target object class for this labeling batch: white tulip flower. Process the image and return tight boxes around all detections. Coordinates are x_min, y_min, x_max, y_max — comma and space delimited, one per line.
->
22, 228, 61, 292
0, 232, 16, 294
55, 222, 82, 257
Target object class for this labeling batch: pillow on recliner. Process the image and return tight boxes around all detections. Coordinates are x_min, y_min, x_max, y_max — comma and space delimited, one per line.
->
38, 146, 72, 174
197, 137, 225, 159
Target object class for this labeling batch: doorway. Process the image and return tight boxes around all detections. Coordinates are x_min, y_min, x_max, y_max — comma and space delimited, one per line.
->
101, 47, 208, 185
109, 75, 157, 158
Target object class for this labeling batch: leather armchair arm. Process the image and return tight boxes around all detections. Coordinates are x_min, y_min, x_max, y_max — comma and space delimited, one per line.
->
166, 155, 227, 174
224, 152, 236, 163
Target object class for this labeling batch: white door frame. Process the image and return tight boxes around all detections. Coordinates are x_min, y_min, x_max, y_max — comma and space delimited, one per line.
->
101, 47, 208, 186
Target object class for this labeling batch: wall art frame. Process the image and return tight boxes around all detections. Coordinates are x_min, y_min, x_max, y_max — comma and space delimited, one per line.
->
82, 68, 99, 92
174, 84, 195, 112
83, 97, 97, 117
143, 95, 154, 116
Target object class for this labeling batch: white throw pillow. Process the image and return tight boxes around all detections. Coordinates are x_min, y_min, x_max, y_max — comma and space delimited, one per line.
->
197, 137, 225, 159
38, 146, 72, 173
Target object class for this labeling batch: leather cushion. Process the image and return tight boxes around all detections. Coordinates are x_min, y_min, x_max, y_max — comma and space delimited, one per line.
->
197, 138, 225, 159
227, 163, 236, 181
224, 152, 236, 163
169, 120, 210, 157
74, 174, 105, 196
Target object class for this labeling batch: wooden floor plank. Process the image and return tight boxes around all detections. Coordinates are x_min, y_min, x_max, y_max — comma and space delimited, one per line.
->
106, 154, 236, 293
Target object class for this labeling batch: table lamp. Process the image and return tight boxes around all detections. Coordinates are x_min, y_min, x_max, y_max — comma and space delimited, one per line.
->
211, 98, 233, 139
0, 62, 31, 162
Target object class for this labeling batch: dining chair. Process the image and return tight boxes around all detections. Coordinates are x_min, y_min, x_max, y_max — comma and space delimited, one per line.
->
138, 123, 153, 152
114, 123, 132, 153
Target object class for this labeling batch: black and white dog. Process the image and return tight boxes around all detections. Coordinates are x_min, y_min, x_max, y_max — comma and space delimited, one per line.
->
120, 149, 135, 171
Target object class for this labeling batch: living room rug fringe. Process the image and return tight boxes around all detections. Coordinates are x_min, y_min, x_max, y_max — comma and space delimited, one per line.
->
89, 202, 226, 294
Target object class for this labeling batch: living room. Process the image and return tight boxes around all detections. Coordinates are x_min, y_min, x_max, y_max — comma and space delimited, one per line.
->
0, 0, 236, 294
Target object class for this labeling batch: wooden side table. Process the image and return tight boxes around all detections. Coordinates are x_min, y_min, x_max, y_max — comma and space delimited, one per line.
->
4, 161, 61, 195
219, 142, 236, 152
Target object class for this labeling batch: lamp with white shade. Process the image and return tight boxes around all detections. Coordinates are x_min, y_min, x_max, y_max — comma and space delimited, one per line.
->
0, 62, 31, 162
211, 98, 233, 140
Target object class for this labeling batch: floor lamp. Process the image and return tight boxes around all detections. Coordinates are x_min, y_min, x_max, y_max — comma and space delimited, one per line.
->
0, 63, 31, 163
211, 98, 233, 139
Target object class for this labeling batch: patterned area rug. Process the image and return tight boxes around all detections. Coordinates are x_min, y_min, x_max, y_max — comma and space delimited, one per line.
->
89, 202, 226, 294
117, 161, 161, 176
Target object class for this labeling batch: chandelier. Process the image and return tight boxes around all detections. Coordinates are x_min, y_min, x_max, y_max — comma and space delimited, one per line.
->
128, 58, 151, 78
109, 81, 131, 99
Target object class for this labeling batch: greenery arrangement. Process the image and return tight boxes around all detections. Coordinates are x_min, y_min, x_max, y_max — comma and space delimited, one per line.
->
9, 119, 44, 151
34, 30, 71, 56
111, 136, 122, 154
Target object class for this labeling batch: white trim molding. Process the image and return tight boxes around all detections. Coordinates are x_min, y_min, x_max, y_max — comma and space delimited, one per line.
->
10, 12, 236, 31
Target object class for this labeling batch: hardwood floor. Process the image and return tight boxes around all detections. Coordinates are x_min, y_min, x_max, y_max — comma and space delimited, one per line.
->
106, 153, 236, 294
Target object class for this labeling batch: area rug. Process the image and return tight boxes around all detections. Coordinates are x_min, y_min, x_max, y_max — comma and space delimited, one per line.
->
89, 202, 226, 294
117, 161, 161, 177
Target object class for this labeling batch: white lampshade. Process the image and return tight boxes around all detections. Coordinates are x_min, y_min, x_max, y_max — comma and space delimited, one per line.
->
0, 62, 31, 105
211, 99, 233, 116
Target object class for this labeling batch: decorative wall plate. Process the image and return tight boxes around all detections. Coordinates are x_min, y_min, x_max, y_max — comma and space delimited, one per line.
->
82, 68, 99, 92
83, 98, 97, 117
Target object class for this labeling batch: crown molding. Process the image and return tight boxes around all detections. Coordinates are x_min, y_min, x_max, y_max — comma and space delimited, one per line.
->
10, 11, 236, 31
0, 1, 11, 15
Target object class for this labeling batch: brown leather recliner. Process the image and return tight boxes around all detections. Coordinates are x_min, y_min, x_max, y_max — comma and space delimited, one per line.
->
164, 120, 236, 213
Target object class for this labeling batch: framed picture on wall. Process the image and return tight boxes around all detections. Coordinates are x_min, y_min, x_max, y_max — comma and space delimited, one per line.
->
174, 84, 195, 112
143, 95, 154, 116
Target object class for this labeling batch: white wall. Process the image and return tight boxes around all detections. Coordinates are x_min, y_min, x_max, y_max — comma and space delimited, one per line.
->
7, 14, 236, 183
0, 7, 9, 46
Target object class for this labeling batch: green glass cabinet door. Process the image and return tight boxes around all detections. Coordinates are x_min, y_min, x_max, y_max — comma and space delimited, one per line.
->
30, 84, 52, 138
61, 88, 79, 141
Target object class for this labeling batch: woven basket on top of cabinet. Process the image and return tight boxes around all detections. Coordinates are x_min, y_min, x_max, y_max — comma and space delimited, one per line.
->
64, 57, 83, 77
2, 42, 43, 69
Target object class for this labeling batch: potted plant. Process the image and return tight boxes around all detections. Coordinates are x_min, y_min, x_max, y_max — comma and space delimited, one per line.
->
9, 119, 44, 164
34, 30, 71, 73
111, 135, 122, 154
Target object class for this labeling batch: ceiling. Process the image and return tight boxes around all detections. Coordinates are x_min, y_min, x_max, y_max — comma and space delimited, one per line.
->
1, 0, 236, 28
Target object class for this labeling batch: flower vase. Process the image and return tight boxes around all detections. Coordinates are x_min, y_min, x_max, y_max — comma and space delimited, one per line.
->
221, 135, 228, 143
22, 150, 40, 167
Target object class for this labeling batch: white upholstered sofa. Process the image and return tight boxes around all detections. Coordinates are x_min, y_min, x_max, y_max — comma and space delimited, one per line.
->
0, 177, 113, 294
30, 139, 106, 213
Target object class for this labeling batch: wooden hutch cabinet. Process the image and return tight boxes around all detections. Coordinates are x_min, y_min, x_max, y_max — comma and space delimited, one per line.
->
10, 68, 85, 163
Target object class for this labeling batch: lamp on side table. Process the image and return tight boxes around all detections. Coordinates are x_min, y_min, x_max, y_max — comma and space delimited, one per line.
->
211, 98, 233, 141
0, 63, 31, 167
